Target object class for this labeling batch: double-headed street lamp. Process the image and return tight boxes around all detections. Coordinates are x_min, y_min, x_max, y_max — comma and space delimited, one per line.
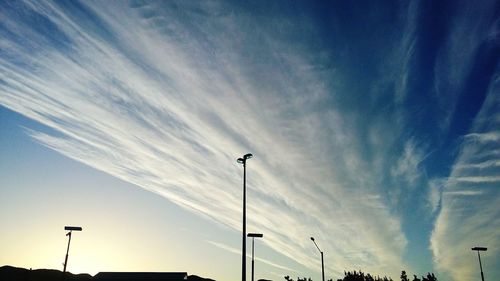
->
238, 153, 253, 281
471, 247, 487, 281
248, 233, 263, 281
63, 226, 82, 273
311, 237, 325, 281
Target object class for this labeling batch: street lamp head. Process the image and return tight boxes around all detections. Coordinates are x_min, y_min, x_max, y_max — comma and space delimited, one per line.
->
237, 153, 253, 164
64, 226, 82, 231
310, 237, 315, 241
248, 233, 263, 238
472, 247, 487, 251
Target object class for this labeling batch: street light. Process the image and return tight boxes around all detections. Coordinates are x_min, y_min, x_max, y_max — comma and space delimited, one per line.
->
63, 226, 82, 273
471, 247, 487, 281
311, 237, 325, 281
237, 153, 253, 281
248, 233, 264, 281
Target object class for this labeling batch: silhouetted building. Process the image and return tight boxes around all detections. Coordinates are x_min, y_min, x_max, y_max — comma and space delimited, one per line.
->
94, 272, 187, 281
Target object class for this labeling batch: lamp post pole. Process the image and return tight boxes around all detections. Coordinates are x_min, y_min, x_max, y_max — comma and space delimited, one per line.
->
472, 247, 487, 281
238, 153, 253, 281
248, 233, 263, 281
62, 226, 82, 273
311, 237, 325, 281
63, 231, 72, 273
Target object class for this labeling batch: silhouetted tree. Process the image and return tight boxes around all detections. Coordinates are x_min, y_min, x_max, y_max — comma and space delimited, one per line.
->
337, 270, 393, 281
421, 273, 436, 281
284, 276, 312, 281
286, 270, 437, 281
400, 271, 409, 281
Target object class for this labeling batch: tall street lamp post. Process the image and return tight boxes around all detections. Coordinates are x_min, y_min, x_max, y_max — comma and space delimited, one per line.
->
238, 153, 253, 281
471, 247, 487, 281
311, 237, 325, 281
63, 226, 82, 273
248, 233, 263, 281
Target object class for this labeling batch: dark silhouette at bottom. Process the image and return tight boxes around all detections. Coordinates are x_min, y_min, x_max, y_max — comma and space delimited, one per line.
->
94, 272, 188, 281
284, 270, 438, 281
0, 266, 215, 281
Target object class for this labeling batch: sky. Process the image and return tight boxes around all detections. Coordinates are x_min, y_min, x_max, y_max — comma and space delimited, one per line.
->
0, 1, 499, 281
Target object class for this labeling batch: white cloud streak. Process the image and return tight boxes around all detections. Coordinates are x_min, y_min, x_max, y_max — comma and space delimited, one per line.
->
427, 1, 500, 278
390, 139, 427, 187
207, 240, 298, 273
2, 0, 471, 278
443, 190, 483, 196
431, 72, 500, 280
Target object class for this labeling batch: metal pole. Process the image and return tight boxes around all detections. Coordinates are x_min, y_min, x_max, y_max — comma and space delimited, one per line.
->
251, 237, 255, 281
321, 251, 325, 281
63, 231, 72, 273
242, 160, 247, 281
247, 233, 263, 281
311, 237, 325, 281
477, 251, 485, 281
238, 154, 252, 281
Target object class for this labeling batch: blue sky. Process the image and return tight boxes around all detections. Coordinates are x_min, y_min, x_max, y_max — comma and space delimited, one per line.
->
1, 1, 499, 281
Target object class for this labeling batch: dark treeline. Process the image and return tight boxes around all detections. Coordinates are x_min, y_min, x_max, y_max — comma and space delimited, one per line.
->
284, 270, 438, 281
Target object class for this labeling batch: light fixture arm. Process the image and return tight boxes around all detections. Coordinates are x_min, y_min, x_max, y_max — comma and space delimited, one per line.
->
312, 239, 322, 253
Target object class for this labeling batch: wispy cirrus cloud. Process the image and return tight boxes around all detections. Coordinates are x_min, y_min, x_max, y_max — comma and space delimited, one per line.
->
2, 1, 498, 280
0, 1, 410, 278
431, 78, 500, 281
428, 1, 500, 279
444, 190, 484, 196
207, 240, 298, 272
390, 139, 427, 187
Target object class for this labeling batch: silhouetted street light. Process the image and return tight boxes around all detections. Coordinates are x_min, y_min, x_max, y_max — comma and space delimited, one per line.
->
311, 237, 325, 281
238, 153, 253, 281
63, 226, 82, 273
248, 233, 263, 281
472, 247, 487, 281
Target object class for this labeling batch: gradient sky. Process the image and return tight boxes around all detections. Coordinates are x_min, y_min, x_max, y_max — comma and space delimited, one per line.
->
0, 1, 499, 281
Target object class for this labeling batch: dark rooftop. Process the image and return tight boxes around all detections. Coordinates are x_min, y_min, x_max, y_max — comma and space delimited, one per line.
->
94, 272, 187, 281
